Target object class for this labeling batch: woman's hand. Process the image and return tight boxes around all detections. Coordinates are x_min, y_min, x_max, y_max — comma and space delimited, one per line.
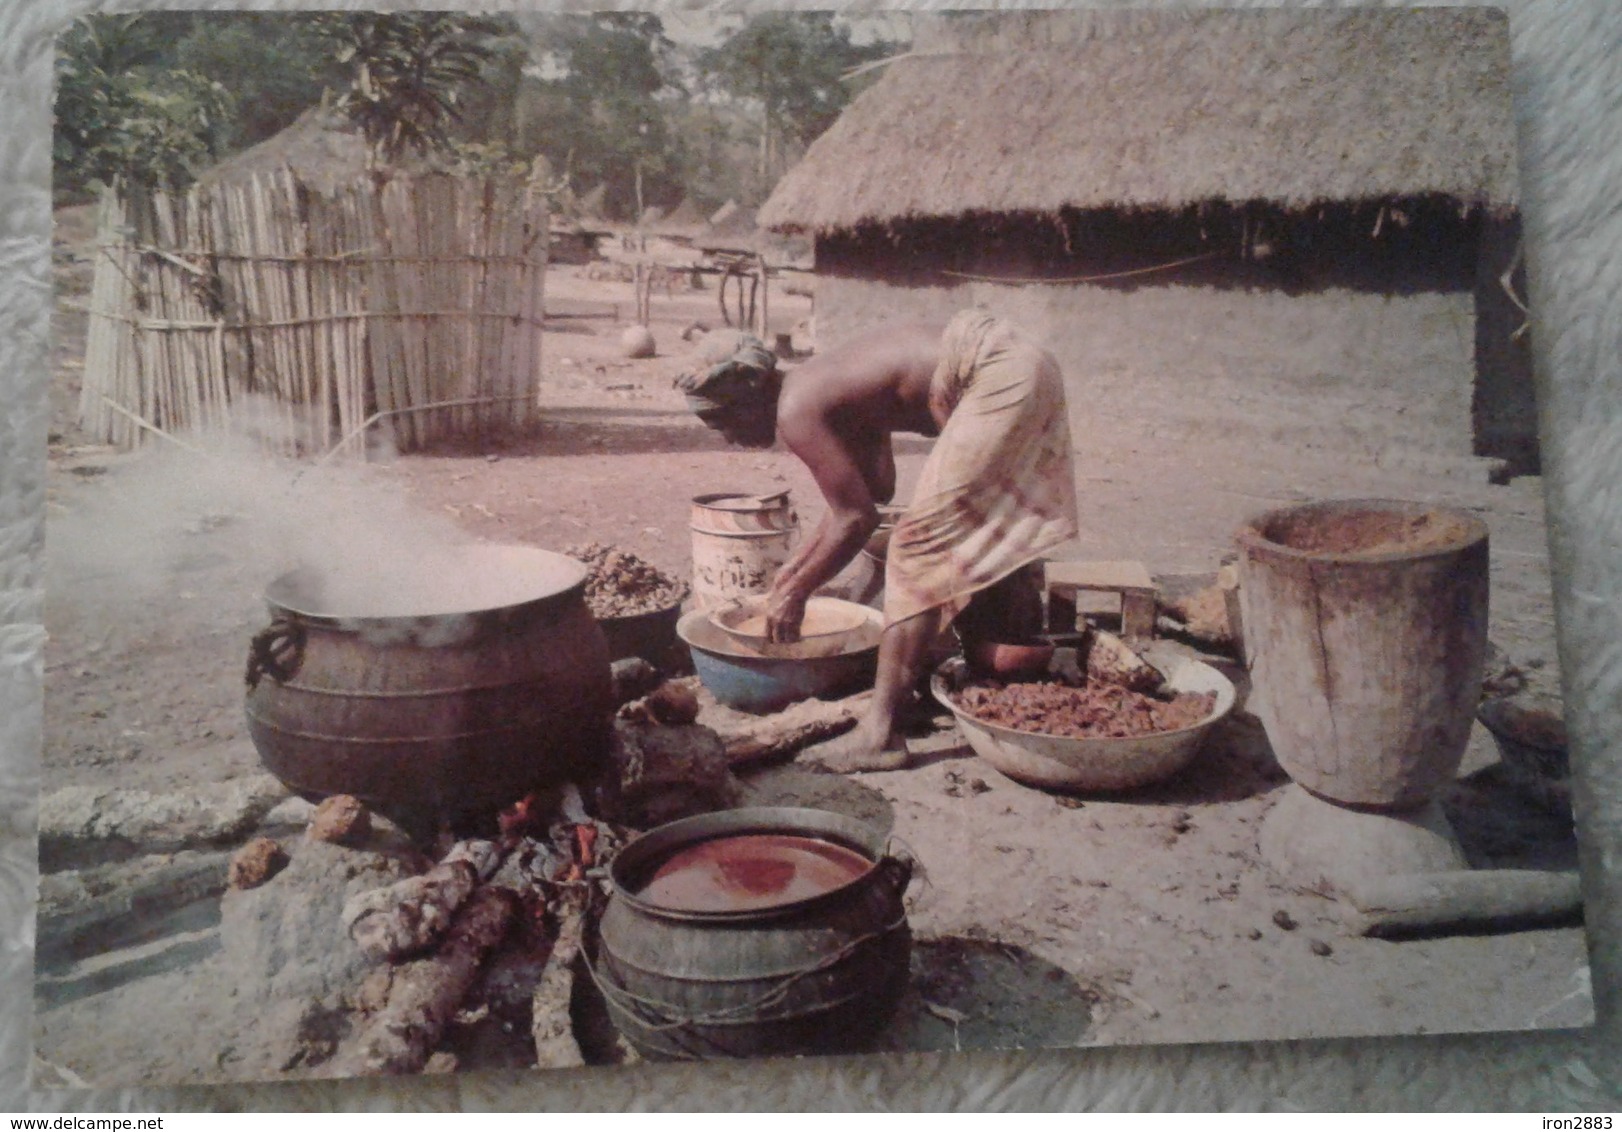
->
765, 585, 808, 644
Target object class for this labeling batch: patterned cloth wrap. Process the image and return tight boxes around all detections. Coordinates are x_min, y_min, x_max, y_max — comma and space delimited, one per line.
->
883, 309, 1080, 628
676, 333, 779, 424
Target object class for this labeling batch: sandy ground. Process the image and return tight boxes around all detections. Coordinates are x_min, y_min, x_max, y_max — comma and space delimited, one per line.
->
34, 206, 1592, 1085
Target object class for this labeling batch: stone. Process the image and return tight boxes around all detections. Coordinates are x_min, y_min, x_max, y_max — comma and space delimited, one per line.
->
228, 837, 288, 890
307, 795, 370, 845
1257, 783, 1468, 896
609, 656, 661, 707
1343, 869, 1584, 938
38, 849, 233, 963
620, 324, 656, 359
603, 716, 741, 828
260, 796, 316, 835
693, 328, 753, 366
219, 834, 420, 1002
39, 773, 291, 871
643, 680, 700, 726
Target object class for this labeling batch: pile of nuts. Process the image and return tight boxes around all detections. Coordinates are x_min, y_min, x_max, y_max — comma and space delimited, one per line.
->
953, 680, 1217, 739
565, 542, 688, 618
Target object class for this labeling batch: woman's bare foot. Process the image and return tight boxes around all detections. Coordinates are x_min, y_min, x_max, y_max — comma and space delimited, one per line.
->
802, 728, 909, 773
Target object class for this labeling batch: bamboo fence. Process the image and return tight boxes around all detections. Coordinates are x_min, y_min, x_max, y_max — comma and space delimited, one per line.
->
79, 169, 549, 457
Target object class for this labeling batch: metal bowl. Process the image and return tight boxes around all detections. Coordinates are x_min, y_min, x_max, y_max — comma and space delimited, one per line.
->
597, 600, 685, 665
709, 595, 879, 660
678, 606, 882, 714
931, 657, 1236, 792
964, 638, 1056, 681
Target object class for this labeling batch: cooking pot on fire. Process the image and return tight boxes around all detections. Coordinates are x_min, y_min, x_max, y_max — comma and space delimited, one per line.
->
244, 544, 613, 830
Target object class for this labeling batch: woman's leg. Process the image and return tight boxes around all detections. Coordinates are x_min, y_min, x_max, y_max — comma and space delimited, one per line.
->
805, 605, 947, 773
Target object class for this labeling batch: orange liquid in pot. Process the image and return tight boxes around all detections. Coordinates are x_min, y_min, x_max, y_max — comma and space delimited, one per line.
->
636, 833, 875, 913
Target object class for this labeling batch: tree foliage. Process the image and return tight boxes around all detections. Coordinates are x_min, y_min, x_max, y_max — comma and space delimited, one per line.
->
523, 14, 683, 219
52, 10, 909, 215
311, 13, 513, 164
54, 14, 236, 195
698, 14, 896, 190
170, 14, 336, 153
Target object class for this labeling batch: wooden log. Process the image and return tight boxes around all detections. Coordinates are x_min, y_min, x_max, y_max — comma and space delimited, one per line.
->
342, 839, 504, 962
488, 180, 516, 434
694, 684, 873, 768
253, 173, 299, 452
530, 908, 587, 1070
1342, 869, 1583, 938
341, 885, 520, 1075
516, 186, 548, 430
755, 252, 769, 339
80, 190, 126, 442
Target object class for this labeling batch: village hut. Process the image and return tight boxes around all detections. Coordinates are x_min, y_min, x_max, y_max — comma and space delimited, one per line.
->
195, 105, 377, 194
576, 182, 609, 221
657, 197, 705, 235
708, 199, 745, 231
758, 8, 1534, 475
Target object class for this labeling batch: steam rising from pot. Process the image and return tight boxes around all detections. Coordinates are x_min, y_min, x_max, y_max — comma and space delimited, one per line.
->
46, 426, 552, 642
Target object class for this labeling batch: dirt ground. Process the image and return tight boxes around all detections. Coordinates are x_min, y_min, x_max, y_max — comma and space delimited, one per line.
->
34, 205, 1591, 1085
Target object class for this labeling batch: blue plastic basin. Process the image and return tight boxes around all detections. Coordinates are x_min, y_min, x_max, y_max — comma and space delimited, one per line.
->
677, 604, 881, 714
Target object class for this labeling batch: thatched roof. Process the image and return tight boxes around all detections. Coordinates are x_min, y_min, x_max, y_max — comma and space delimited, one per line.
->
576, 183, 609, 220
708, 199, 743, 229
759, 8, 1518, 234
196, 106, 375, 194
655, 197, 705, 235
706, 201, 757, 238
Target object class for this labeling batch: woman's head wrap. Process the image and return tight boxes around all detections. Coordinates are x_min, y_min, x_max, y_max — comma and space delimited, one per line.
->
676, 334, 780, 424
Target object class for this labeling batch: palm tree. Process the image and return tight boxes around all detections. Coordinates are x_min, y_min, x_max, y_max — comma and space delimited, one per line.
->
314, 13, 506, 164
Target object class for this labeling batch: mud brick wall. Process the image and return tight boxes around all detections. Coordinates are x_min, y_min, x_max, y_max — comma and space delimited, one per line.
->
811, 274, 1482, 466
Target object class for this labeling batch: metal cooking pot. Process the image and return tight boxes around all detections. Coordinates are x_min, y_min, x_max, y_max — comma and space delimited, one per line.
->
244, 545, 613, 829
592, 806, 915, 1060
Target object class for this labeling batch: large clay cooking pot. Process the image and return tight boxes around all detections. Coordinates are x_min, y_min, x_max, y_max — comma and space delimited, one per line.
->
244, 545, 612, 827
1236, 499, 1489, 809
593, 807, 914, 1060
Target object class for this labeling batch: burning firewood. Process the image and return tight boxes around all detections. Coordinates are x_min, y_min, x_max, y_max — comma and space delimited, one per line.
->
342, 839, 505, 963
497, 793, 546, 842
339, 886, 520, 1075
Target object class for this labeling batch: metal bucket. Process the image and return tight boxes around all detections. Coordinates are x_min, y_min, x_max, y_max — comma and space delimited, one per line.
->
1236, 499, 1489, 809
243, 545, 613, 828
689, 491, 798, 611
592, 806, 913, 1060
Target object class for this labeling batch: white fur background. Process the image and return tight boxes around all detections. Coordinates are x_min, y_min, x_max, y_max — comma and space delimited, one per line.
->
2, 0, 1618, 1112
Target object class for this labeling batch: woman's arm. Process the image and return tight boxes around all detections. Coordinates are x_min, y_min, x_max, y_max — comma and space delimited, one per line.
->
765, 410, 884, 642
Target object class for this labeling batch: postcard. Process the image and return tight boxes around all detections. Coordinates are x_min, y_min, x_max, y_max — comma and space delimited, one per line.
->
31, 7, 1593, 1090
